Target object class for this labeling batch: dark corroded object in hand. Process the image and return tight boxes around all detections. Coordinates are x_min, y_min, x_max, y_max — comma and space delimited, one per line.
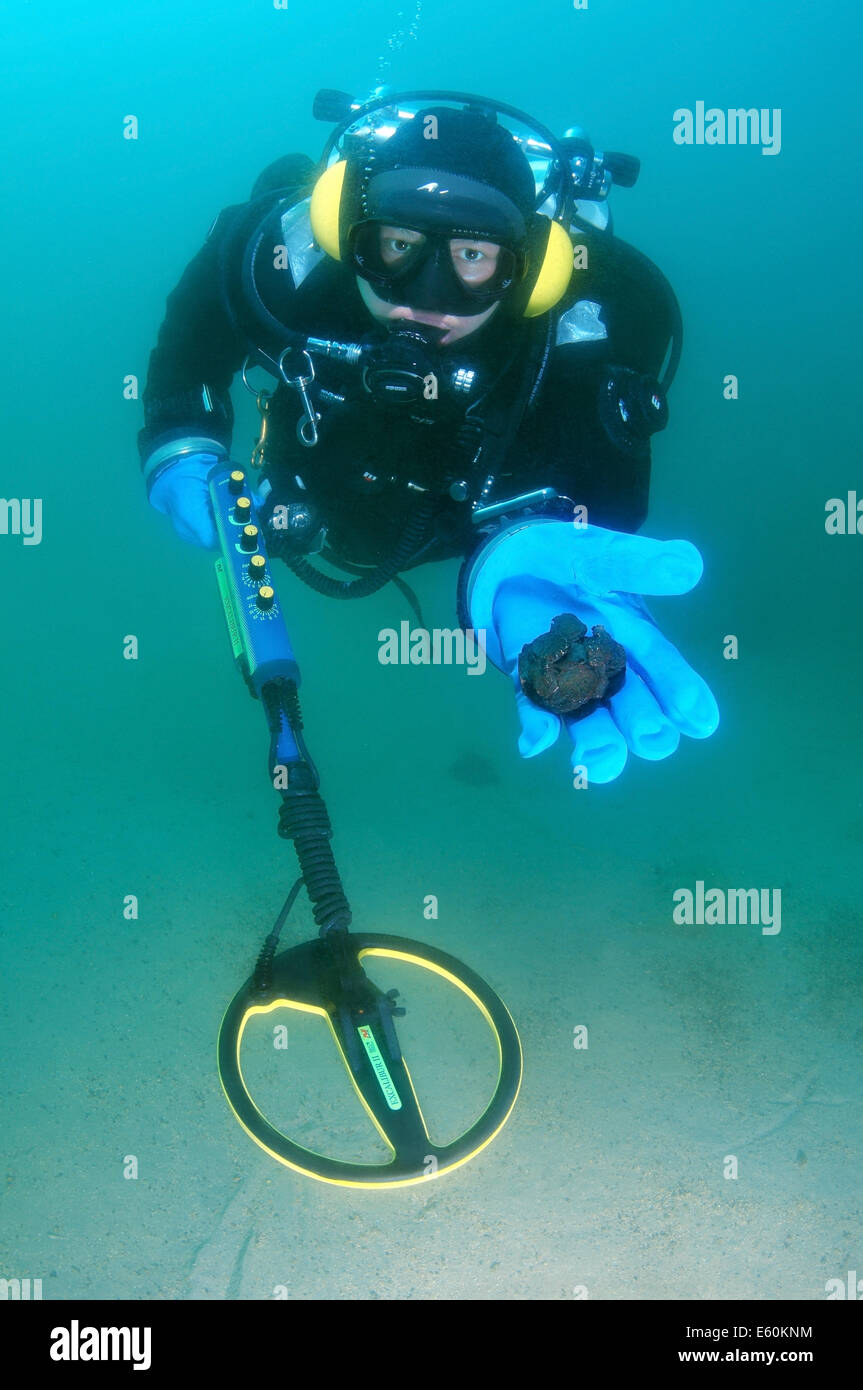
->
518, 613, 626, 718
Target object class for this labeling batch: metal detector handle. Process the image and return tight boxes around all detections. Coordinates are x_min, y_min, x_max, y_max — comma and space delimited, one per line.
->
208, 463, 300, 697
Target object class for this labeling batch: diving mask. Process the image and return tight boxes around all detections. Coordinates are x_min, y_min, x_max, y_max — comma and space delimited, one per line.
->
350, 221, 521, 314
349, 163, 528, 315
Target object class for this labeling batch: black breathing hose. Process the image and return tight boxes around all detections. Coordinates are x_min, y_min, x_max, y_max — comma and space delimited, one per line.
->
271, 498, 434, 599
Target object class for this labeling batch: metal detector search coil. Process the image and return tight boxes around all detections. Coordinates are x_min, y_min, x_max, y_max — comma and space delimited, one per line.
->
208, 463, 523, 1189
218, 933, 523, 1189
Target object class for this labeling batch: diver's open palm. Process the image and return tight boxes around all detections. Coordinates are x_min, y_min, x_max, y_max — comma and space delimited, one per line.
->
471, 521, 720, 783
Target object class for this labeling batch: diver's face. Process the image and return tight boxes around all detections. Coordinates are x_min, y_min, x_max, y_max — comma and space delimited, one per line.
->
356, 224, 503, 344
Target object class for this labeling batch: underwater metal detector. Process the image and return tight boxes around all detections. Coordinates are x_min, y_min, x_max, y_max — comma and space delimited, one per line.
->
209, 464, 522, 1188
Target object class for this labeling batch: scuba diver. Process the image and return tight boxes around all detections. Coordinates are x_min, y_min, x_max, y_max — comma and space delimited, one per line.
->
139, 88, 719, 783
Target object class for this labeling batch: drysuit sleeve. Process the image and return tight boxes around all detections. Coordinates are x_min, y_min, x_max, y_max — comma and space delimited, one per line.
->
137, 207, 249, 475
526, 345, 665, 534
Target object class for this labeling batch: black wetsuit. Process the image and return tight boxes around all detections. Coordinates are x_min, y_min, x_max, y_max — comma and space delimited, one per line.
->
139, 195, 664, 570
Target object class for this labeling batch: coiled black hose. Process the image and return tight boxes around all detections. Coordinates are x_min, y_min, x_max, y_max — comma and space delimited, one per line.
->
259, 678, 352, 938
272, 498, 434, 599
277, 792, 351, 934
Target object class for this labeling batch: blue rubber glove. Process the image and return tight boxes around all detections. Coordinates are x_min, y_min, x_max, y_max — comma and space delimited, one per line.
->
148, 452, 269, 550
148, 451, 222, 549
464, 518, 719, 783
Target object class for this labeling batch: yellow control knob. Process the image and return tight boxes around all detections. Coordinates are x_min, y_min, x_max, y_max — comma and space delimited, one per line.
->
234, 495, 252, 523
248, 553, 267, 579
228, 470, 246, 495
256, 585, 275, 611
240, 524, 259, 552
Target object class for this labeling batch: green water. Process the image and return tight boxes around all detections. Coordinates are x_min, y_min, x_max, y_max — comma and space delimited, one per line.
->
1, 0, 860, 1301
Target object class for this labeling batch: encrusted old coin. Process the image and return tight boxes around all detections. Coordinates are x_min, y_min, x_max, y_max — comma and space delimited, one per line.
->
518, 613, 626, 718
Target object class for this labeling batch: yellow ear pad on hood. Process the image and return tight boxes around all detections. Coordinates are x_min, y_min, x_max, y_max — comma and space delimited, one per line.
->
309, 160, 348, 260
524, 218, 575, 317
